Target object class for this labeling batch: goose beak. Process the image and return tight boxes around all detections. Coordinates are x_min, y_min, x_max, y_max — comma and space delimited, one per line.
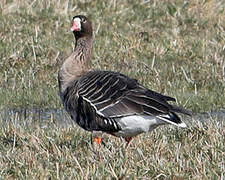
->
71, 18, 81, 31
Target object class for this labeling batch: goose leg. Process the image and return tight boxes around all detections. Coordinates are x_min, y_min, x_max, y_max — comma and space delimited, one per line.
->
94, 137, 102, 144
124, 137, 132, 145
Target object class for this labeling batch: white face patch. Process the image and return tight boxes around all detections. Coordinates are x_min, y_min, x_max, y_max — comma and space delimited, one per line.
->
74, 17, 81, 23
70, 17, 81, 31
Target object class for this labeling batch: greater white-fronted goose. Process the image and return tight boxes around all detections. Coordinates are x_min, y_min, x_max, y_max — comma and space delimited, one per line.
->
58, 15, 191, 144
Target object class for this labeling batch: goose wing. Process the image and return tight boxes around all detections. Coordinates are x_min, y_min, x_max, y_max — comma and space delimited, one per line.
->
78, 71, 191, 120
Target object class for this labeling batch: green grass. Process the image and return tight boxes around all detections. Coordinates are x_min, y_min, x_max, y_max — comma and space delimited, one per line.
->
0, 0, 225, 112
0, 0, 225, 179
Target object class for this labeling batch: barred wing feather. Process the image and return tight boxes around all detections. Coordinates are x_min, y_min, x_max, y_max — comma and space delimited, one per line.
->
78, 71, 191, 120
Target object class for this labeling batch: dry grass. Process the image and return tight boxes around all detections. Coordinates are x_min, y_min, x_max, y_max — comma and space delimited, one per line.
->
0, 112, 224, 179
0, 0, 225, 179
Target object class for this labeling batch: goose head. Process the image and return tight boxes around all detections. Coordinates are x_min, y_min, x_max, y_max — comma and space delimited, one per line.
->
71, 15, 93, 39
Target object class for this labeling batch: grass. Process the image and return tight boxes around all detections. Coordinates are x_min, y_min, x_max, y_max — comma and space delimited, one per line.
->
0, 0, 225, 179
0, 112, 224, 179
0, 0, 225, 112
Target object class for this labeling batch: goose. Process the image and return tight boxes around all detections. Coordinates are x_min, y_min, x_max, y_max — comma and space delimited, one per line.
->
58, 15, 191, 145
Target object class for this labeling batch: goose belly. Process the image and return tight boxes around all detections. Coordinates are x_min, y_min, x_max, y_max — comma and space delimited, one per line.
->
114, 115, 167, 138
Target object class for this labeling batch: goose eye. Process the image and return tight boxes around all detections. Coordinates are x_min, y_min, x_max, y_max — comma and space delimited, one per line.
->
82, 18, 86, 23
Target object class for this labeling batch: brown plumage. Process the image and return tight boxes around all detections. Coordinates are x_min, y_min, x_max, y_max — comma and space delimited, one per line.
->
58, 15, 93, 93
58, 15, 191, 145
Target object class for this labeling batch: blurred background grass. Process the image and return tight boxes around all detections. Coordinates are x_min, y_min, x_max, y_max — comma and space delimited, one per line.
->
0, 0, 224, 112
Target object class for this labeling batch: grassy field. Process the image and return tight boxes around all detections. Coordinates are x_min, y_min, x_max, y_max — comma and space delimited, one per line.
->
0, 0, 225, 179
1, 0, 225, 111
0, 112, 224, 179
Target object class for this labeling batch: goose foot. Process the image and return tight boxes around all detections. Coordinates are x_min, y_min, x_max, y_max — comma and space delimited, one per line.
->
94, 137, 102, 145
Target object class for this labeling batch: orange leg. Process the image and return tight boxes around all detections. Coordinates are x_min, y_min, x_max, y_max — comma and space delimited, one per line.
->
124, 137, 132, 145
94, 137, 102, 145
